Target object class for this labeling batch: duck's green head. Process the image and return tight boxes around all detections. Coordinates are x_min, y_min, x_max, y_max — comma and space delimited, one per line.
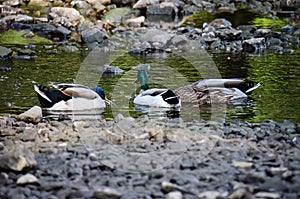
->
137, 69, 149, 91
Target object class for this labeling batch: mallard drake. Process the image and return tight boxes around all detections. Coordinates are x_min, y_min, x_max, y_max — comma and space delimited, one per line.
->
133, 69, 181, 108
34, 83, 110, 111
175, 79, 260, 105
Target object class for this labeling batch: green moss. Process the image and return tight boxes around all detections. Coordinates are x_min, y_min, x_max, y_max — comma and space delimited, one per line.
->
251, 17, 288, 31
0, 30, 53, 45
182, 11, 215, 28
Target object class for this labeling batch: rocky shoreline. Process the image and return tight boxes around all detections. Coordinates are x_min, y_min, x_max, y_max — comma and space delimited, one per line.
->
0, 0, 300, 60
0, 108, 300, 198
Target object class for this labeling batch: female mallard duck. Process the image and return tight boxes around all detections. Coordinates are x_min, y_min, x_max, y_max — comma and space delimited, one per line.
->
34, 83, 110, 111
174, 79, 260, 105
134, 69, 181, 108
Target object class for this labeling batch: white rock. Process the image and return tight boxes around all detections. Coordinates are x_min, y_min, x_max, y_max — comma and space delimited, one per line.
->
17, 173, 39, 185
255, 192, 280, 199
166, 191, 182, 199
17, 106, 42, 123
232, 161, 253, 169
133, 0, 159, 9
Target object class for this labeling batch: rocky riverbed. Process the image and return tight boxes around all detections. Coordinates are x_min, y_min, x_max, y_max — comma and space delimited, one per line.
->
0, 106, 300, 198
0, 0, 300, 60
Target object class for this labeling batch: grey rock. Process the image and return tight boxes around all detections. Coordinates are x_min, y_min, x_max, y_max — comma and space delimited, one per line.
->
281, 25, 293, 33
111, 0, 133, 6
0, 145, 37, 171
81, 28, 108, 44
147, 2, 177, 16
171, 35, 188, 46
58, 45, 79, 53
141, 29, 171, 46
32, 23, 57, 34
0, 172, 9, 184
0, 67, 11, 72
93, 187, 121, 199
99, 65, 124, 75
49, 7, 84, 27
228, 188, 254, 199
215, 28, 242, 41
103, 7, 131, 25
15, 48, 36, 59
209, 18, 232, 29
161, 181, 184, 193
17, 173, 39, 185
242, 38, 265, 53
254, 28, 272, 37
17, 106, 42, 123
0, 46, 13, 60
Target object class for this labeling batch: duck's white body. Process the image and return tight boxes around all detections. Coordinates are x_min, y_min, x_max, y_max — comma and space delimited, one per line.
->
49, 96, 106, 111
34, 83, 107, 112
134, 88, 181, 108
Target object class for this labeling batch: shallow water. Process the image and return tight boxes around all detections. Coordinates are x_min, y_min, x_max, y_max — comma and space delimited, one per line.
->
0, 47, 299, 123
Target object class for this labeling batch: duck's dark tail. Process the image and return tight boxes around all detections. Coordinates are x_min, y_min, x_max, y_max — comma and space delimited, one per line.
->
34, 85, 71, 108
161, 90, 180, 105
236, 79, 261, 95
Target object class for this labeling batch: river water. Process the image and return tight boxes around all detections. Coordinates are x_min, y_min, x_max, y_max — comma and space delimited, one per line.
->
0, 47, 299, 123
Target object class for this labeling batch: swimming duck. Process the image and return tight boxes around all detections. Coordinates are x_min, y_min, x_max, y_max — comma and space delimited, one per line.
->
34, 83, 110, 111
174, 79, 260, 105
133, 69, 181, 108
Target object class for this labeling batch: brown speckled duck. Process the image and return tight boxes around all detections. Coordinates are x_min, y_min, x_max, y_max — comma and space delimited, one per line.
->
175, 79, 260, 105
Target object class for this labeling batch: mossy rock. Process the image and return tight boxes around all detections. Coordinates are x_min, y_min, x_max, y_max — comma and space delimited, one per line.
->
0, 30, 53, 45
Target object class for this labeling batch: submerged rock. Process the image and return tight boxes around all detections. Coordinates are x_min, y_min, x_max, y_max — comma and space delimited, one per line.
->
0, 46, 13, 60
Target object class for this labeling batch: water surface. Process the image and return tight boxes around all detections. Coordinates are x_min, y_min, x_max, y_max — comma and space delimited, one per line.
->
0, 47, 299, 123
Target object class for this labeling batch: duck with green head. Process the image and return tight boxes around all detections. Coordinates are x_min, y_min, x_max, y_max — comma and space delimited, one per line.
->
134, 69, 181, 108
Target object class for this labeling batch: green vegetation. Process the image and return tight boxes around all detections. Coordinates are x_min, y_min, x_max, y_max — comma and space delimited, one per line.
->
251, 17, 288, 31
182, 11, 215, 27
0, 30, 53, 45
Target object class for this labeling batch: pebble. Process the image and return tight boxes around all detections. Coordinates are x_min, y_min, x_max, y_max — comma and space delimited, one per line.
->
93, 187, 121, 199
166, 191, 183, 199
232, 161, 253, 169
255, 192, 281, 199
17, 173, 39, 185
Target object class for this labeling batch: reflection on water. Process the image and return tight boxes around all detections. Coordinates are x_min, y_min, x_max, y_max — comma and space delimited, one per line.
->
0, 47, 299, 123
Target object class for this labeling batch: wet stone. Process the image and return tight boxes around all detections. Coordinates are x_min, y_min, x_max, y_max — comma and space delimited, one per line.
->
0, 46, 13, 60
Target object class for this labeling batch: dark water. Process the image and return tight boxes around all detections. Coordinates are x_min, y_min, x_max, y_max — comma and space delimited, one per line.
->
0, 47, 299, 123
